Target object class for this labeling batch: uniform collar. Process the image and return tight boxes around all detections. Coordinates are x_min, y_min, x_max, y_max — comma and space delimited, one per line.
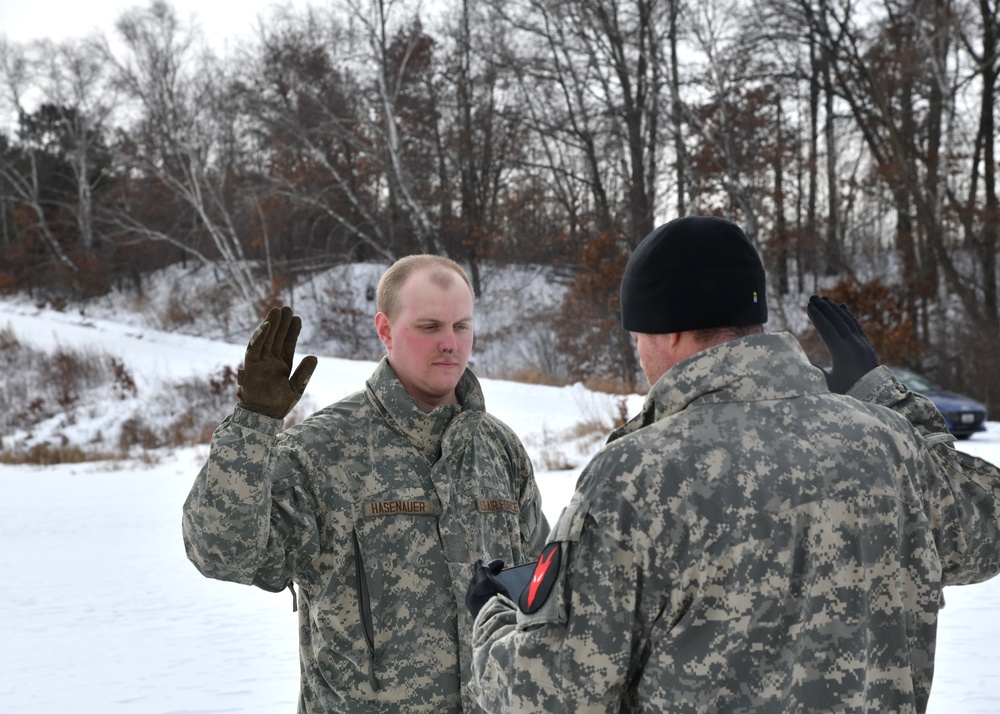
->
610, 332, 827, 441
365, 357, 486, 451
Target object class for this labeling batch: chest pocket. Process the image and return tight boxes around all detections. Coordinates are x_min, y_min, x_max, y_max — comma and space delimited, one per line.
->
349, 486, 453, 693
444, 437, 525, 565
354, 486, 443, 572
515, 495, 590, 629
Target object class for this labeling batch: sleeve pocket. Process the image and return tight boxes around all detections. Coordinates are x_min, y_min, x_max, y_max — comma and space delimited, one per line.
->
515, 496, 591, 629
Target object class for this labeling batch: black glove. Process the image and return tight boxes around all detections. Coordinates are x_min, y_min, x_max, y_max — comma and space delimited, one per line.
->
807, 295, 879, 394
237, 306, 318, 420
466, 559, 509, 618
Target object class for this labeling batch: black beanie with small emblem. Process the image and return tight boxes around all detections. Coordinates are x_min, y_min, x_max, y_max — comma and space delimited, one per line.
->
620, 215, 768, 334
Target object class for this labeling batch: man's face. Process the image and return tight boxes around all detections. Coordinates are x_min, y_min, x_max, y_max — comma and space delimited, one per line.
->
376, 268, 474, 412
632, 331, 675, 387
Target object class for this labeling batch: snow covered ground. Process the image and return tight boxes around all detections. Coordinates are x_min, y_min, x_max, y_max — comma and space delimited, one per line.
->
1, 299, 998, 713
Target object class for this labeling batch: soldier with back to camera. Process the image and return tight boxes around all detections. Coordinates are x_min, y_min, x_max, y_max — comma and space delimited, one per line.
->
465, 216, 1000, 713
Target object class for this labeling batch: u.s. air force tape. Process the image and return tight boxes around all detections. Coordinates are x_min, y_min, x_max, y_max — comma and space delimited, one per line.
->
476, 498, 519, 514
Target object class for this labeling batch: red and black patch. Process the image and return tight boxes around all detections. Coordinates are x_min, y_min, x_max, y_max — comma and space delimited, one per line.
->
519, 542, 561, 614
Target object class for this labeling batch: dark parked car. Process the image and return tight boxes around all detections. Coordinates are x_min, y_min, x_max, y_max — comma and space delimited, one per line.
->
889, 366, 988, 440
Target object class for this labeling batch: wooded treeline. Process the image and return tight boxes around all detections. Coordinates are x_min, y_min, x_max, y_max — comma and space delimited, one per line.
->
1, 0, 998, 406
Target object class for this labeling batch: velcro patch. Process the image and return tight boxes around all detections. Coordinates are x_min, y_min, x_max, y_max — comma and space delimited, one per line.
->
519, 542, 561, 614
362, 500, 437, 517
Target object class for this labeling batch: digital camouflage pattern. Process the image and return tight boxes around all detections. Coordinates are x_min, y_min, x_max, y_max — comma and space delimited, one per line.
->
470, 332, 1000, 713
183, 357, 550, 713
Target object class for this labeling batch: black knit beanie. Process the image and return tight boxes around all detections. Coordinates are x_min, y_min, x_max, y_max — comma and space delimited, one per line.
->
620, 216, 768, 333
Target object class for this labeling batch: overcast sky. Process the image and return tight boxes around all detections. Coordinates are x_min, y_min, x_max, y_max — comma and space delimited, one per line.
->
0, 0, 298, 46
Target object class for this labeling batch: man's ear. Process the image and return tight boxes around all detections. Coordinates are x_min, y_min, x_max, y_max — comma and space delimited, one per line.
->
375, 312, 392, 350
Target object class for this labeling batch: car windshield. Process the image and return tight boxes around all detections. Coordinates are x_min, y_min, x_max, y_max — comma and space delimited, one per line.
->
890, 367, 942, 392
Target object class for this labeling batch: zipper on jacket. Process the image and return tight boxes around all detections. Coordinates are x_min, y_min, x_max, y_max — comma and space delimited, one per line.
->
352, 529, 378, 692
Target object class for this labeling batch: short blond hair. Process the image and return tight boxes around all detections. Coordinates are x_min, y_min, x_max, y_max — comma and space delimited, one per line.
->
376, 254, 474, 319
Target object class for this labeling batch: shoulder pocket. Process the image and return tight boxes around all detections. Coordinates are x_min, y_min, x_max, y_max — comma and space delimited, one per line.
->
515, 496, 590, 629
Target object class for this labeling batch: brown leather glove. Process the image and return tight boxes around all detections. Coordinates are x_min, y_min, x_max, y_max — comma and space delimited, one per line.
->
236, 306, 318, 420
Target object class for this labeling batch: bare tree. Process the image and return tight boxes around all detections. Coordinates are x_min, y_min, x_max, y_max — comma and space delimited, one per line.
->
810, 0, 986, 330
99, 0, 265, 310
0, 38, 114, 275
682, 0, 786, 241
412, 0, 534, 291
37, 40, 115, 253
342, 0, 447, 255
667, 0, 690, 216
503, 0, 667, 245
240, 0, 472, 269
953, 0, 1000, 329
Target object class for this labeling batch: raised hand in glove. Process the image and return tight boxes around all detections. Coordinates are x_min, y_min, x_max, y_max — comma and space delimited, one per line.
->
807, 295, 879, 394
466, 559, 509, 618
237, 306, 318, 420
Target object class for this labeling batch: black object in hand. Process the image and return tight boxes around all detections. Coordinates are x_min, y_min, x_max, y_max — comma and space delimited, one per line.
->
466, 559, 509, 618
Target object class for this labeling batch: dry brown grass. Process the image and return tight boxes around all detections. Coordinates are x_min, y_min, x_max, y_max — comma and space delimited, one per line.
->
498, 367, 639, 397
0, 443, 122, 466
497, 367, 571, 387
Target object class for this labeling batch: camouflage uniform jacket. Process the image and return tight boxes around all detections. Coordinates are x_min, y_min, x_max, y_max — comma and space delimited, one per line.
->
183, 357, 550, 713
470, 332, 1000, 713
